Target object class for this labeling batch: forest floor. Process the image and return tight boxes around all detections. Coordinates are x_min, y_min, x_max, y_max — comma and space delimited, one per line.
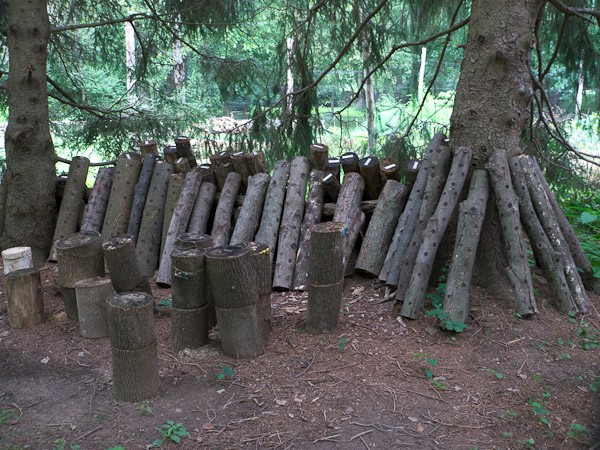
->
0, 262, 599, 450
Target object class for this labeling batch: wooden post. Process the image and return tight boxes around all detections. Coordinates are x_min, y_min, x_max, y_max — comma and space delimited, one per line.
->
75, 277, 114, 338
187, 182, 217, 235
139, 139, 158, 156
81, 167, 114, 234
103, 235, 152, 295
355, 180, 408, 276
107, 292, 159, 402
136, 161, 173, 278
50, 156, 90, 260
230, 151, 250, 192
160, 173, 185, 257
310, 144, 329, 170
102, 153, 142, 242
273, 156, 310, 290
379, 158, 401, 182
230, 173, 270, 245
210, 172, 242, 248
2, 246, 33, 274
127, 154, 158, 242
305, 222, 345, 334
359, 155, 383, 200
340, 152, 359, 174
175, 136, 197, 168
5, 268, 44, 328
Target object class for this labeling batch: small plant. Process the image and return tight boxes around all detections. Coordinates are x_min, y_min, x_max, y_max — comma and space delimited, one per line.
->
430, 380, 446, 390
567, 423, 588, 439
502, 431, 512, 438
577, 322, 599, 350
526, 437, 535, 448
528, 398, 550, 426
139, 403, 153, 416
216, 365, 235, 381
589, 377, 600, 393
52, 438, 80, 450
414, 353, 438, 379
424, 270, 468, 332
503, 409, 518, 420
151, 420, 189, 447
337, 337, 347, 350
0, 408, 16, 424
488, 370, 504, 380
104, 447, 125, 450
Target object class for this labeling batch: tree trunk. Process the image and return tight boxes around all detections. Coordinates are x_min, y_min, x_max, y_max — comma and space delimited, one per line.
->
230, 173, 270, 245
174, 157, 190, 175
210, 172, 242, 248
4, 0, 57, 264
74, 277, 114, 339
333, 172, 365, 269
127, 154, 158, 243
322, 172, 341, 203
362, 25, 376, 153
81, 167, 115, 234
210, 151, 234, 192
164, 145, 178, 166
172, 307, 209, 351
125, 21, 136, 94
239, 242, 272, 340
323, 201, 379, 217
103, 235, 152, 295
5, 268, 44, 329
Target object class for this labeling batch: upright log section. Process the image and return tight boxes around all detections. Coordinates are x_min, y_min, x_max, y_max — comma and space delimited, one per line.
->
81, 167, 115, 234
75, 277, 114, 338
230, 173, 270, 245
359, 156, 383, 200
103, 235, 152, 295
310, 144, 329, 170
305, 222, 345, 334
322, 172, 341, 203
56, 231, 105, 320
5, 268, 44, 329
443, 170, 489, 326
107, 292, 159, 401
355, 180, 408, 276
379, 158, 401, 182
273, 157, 310, 290
157, 171, 202, 287
293, 170, 324, 290
231, 152, 250, 192
160, 173, 185, 256
211, 151, 234, 191
127, 154, 158, 242
136, 161, 173, 278
248, 151, 269, 175
401, 147, 473, 319
139, 139, 158, 156
340, 152, 359, 174
206, 246, 264, 358
210, 172, 242, 248
175, 136, 197, 168
102, 153, 142, 242
50, 156, 90, 260
333, 172, 365, 270
187, 182, 217, 235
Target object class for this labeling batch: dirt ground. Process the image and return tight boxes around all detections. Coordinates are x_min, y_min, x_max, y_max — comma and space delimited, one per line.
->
1, 262, 599, 450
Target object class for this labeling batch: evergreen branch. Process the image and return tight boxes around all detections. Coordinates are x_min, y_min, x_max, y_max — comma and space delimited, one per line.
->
55, 156, 117, 167
546, 0, 599, 24
541, 14, 568, 80
51, 13, 160, 33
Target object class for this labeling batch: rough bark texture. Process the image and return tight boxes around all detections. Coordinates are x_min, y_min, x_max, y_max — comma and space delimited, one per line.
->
171, 248, 209, 309
322, 172, 341, 203
231, 152, 250, 193
230, 173, 270, 245
139, 139, 158, 156
340, 152, 359, 174
111, 343, 160, 402
379, 158, 401, 182
293, 170, 324, 290
210, 172, 242, 248
81, 167, 115, 234
355, 180, 408, 276
325, 158, 341, 181
333, 172, 365, 272
198, 163, 217, 185
5, 268, 44, 329
107, 291, 155, 350
210, 151, 234, 192
103, 235, 152, 295
160, 173, 185, 257
273, 157, 310, 290
127, 154, 158, 242
164, 146, 178, 166
1, 246, 33, 274
215, 305, 264, 358
310, 144, 329, 170
247, 151, 269, 175
172, 306, 209, 351
136, 161, 173, 278
175, 233, 213, 251
75, 277, 114, 339
175, 136, 197, 168
187, 182, 217, 235
359, 156, 383, 200
3, 0, 57, 264
322, 200, 378, 217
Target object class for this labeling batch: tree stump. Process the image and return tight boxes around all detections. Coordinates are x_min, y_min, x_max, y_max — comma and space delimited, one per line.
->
135, 161, 173, 278
50, 156, 90, 260
5, 268, 44, 328
101, 153, 142, 242
379, 158, 401, 182
56, 231, 105, 320
305, 222, 345, 334
340, 152, 359, 174
273, 156, 310, 290
139, 139, 158, 156
107, 292, 159, 402
103, 235, 152, 295
210, 172, 242, 247
310, 143, 329, 170
231, 151, 250, 192
355, 180, 408, 276
171, 248, 210, 309
359, 156, 383, 200
248, 151, 269, 175
187, 182, 217, 235
404, 160, 421, 187
127, 154, 158, 242
160, 173, 185, 257
80, 167, 115, 234
2, 246, 33, 274
175, 136, 197, 168
172, 306, 209, 351
230, 173, 270, 245
75, 277, 114, 338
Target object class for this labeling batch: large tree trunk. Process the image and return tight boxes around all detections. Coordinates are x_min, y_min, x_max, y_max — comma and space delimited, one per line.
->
3, 0, 57, 264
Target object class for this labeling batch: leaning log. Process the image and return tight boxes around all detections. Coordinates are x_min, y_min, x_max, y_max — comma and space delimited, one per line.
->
322, 200, 378, 217
187, 182, 217, 235
81, 167, 114, 234
401, 147, 473, 319
230, 173, 270, 245
210, 172, 242, 248
75, 277, 114, 338
310, 143, 329, 170
359, 155, 383, 200
273, 156, 310, 290
333, 172, 365, 269
231, 151, 250, 192
103, 235, 152, 295
160, 173, 185, 257
175, 135, 197, 168
355, 180, 408, 276
340, 152, 359, 174
5, 268, 44, 329
127, 154, 158, 242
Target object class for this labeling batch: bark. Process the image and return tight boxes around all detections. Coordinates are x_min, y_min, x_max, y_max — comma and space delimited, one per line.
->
81, 167, 115, 234
343, 209, 366, 275
163, 145, 178, 166
172, 306, 209, 351
444, 170, 489, 325
401, 147, 473, 319
160, 173, 185, 257
359, 156, 383, 200
3, 0, 57, 264
404, 160, 421, 187
174, 157, 191, 175
273, 157, 310, 290
198, 163, 217, 185
49, 156, 90, 261
175, 233, 213, 251
111, 343, 160, 402
139, 140, 158, 156
74, 277, 114, 339
325, 157, 341, 181
187, 182, 217, 235
310, 144, 329, 170
101, 153, 142, 242
255, 161, 289, 263
322, 172, 341, 203
1, 246, 33, 274
157, 171, 202, 287
107, 291, 155, 350
5, 268, 44, 329
175, 136, 197, 168
247, 151, 269, 175
230, 152, 250, 193
362, 29, 377, 153
230, 173, 270, 245
333, 172, 365, 267
322, 200, 378, 217
215, 305, 264, 358
210, 172, 242, 248
340, 152, 360, 174
379, 158, 401, 182
135, 161, 173, 278
240, 242, 272, 339
210, 151, 234, 191
293, 170, 324, 290
103, 235, 152, 295
127, 154, 158, 242
355, 180, 408, 276
171, 248, 209, 309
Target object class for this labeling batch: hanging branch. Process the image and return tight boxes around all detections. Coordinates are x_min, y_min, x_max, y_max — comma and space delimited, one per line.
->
546, 0, 600, 24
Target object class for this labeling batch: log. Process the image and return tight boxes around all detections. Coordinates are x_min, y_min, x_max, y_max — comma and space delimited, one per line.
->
355, 180, 408, 276
310, 143, 329, 170
215, 305, 264, 358
325, 157, 341, 181
5, 268, 44, 328
322, 199, 378, 217
293, 170, 324, 290
210, 172, 242, 248
210, 151, 234, 191
112, 343, 160, 402
359, 156, 383, 200
305, 222, 345, 334
171, 248, 209, 309
175, 135, 197, 168
175, 233, 213, 251
139, 139, 158, 156
230, 151, 250, 192
187, 182, 217, 235
160, 173, 185, 257
486, 149, 537, 316
103, 235, 152, 295
333, 172, 365, 269
157, 171, 202, 287
101, 153, 142, 242
379, 158, 401, 182
255, 161, 289, 262
380, 133, 446, 284
127, 154, 158, 242
136, 161, 173, 278
322, 172, 341, 203
81, 167, 114, 234
404, 160, 421, 186
206, 246, 258, 308
247, 151, 269, 175
174, 157, 191, 174
198, 163, 217, 185
107, 291, 155, 350
443, 170, 489, 325
401, 147, 473, 319
172, 306, 209, 352
510, 158, 580, 314
75, 277, 114, 338
2, 246, 33, 274
163, 145, 178, 166
518, 156, 589, 313
230, 173, 270, 245
340, 152, 359, 174
273, 156, 310, 290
